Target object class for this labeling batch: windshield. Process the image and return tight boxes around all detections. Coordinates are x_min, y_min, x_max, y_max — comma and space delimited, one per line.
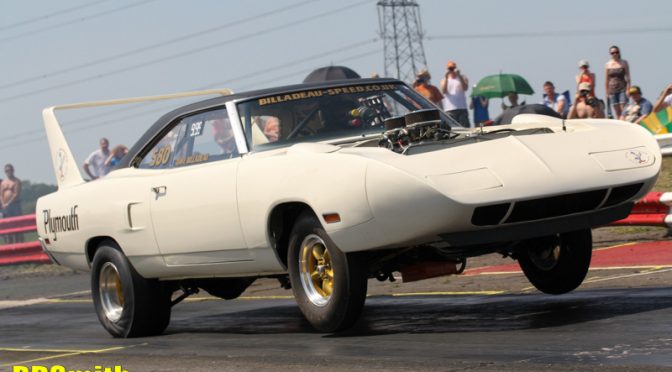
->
236, 82, 455, 150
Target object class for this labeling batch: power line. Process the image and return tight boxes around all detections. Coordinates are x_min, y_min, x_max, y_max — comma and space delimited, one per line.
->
0, 0, 159, 44
1, 47, 382, 150
0, 0, 112, 32
239, 49, 382, 91
427, 26, 672, 40
0, 0, 371, 104
0, 0, 320, 91
0, 40, 380, 147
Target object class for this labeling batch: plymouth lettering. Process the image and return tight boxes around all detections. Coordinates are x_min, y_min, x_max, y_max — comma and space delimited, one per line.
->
43, 205, 79, 240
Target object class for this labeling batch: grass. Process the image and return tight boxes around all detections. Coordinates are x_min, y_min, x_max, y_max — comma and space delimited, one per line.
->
652, 156, 672, 192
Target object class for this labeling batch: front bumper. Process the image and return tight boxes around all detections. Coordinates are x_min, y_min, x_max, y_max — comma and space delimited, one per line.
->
440, 202, 633, 246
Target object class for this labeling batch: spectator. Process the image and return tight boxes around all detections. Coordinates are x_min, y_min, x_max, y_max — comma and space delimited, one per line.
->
576, 60, 596, 97
653, 83, 672, 112
440, 60, 470, 127
83, 137, 111, 180
105, 145, 128, 168
542, 81, 568, 118
413, 68, 443, 109
469, 87, 489, 125
620, 86, 652, 123
568, 82, 605, 119
605, 45, 631, 119
1, 164, 22, 243
501, 92, 524, 110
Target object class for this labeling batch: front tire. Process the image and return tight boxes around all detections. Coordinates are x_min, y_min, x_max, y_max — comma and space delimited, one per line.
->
91, 242, 172, 337
517, 229, 592, 295
288, 212, 368, 332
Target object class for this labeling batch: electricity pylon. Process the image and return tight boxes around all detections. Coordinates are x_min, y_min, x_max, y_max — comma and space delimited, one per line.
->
377, 0, 428, 82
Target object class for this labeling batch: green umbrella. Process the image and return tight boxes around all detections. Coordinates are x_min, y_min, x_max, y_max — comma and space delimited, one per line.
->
472, 73, 534, 98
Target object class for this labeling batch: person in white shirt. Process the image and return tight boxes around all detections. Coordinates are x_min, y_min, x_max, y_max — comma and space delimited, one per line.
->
542, 81, 568, 118
653, 83, 672, 113
83, 137, 111, 180
439, 60, 470, 127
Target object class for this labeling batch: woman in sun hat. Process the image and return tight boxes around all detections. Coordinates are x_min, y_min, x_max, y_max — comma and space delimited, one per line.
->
576, 59, 596, 97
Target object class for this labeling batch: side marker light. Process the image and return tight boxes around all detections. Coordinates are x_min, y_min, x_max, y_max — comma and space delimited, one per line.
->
323, 213, 341, 224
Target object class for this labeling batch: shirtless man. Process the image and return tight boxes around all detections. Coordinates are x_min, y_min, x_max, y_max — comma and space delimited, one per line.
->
568, 82, 605, 119
1, 164, 22, 242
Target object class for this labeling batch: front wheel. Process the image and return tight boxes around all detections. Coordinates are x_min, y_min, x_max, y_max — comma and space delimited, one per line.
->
91, 242, 172, 337
288, 212, 368, 332
517, 229, 592, 295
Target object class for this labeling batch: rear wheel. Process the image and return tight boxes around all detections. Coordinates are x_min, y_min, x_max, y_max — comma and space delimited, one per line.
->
517, 229, 592, 295
288, 212, 368, 332
91, 242, 172, 337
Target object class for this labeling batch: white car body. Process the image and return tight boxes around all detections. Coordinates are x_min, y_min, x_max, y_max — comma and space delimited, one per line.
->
36, 79, 661, 336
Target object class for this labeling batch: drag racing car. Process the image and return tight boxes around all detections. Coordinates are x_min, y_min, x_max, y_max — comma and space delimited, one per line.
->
37, 78, 660, 337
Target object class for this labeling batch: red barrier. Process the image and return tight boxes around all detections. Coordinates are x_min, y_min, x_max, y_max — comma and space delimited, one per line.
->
608, 192, 672, 227
0, 214, 51, 265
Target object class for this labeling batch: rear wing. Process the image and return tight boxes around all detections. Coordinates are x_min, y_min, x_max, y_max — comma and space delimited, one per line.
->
42, 88, 233, 189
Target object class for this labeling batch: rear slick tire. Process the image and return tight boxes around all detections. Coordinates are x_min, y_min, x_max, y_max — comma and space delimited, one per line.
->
91, 242, 172, 338
288, 212, 368, 332
517, 229, 592, 295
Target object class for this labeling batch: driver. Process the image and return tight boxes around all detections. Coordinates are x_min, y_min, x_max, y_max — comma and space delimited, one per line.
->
263, 117, 281, 142
211, 118, 239, 158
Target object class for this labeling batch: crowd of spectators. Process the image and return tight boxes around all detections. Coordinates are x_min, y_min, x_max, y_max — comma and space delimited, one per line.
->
412, 45, 668, 127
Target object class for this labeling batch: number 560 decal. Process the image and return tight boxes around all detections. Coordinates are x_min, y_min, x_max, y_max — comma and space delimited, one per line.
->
148, 145, 172, 167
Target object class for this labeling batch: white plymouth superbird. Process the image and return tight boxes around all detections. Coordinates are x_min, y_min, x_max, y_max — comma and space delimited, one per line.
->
37, 79, 660, 337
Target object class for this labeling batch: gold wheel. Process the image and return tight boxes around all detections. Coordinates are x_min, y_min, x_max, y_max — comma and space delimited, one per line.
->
529, 242, 562, 271
299, 234, 334, 307
99, 262, 124, 322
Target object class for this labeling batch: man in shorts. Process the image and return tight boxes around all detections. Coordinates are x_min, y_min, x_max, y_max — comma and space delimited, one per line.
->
1, 164, 22, 243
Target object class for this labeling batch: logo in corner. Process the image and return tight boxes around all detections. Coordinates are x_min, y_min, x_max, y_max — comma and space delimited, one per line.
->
57, 148, 68, 181
625, 149, 651, 165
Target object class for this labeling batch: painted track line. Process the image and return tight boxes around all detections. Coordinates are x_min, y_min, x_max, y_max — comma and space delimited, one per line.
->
583, 267, 672, 284
0, 345, 134, 368
0, 289, 92, 310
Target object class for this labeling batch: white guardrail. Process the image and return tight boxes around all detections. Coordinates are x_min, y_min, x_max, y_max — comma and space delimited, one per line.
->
655, 133, 672, 156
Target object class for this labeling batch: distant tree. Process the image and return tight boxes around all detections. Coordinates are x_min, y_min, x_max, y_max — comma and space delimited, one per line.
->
19, 181, 57, 215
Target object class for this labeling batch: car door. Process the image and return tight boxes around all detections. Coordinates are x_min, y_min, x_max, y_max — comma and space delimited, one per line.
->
139, 108, 250, 266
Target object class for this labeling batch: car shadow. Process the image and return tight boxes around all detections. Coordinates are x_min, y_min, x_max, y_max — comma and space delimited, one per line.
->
164, 287, 672, 337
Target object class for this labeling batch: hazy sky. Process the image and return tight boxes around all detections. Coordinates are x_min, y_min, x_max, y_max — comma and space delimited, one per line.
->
2, 0, 671, 184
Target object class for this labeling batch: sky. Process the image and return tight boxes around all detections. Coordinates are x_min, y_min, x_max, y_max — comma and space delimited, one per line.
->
1, 0, 671, 184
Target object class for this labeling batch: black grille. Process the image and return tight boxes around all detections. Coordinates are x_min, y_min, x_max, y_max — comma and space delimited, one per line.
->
471, 203, 510, 226
505, 189, 608, 223
603, 183, 644, 207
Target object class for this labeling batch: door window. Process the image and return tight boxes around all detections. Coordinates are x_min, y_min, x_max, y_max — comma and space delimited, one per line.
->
139, 108, 237, 169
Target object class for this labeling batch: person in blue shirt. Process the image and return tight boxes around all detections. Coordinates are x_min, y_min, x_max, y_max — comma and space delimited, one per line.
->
469, 87, 490, 125
104, 145, 128, 169
620, 86, 652, 123
542, 81, 569, 118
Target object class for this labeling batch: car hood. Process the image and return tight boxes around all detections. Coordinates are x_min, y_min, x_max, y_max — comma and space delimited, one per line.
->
337, 119, 661, 204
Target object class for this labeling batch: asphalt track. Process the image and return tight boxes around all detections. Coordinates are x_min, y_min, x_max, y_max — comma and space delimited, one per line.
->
1, 242, 672, 371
